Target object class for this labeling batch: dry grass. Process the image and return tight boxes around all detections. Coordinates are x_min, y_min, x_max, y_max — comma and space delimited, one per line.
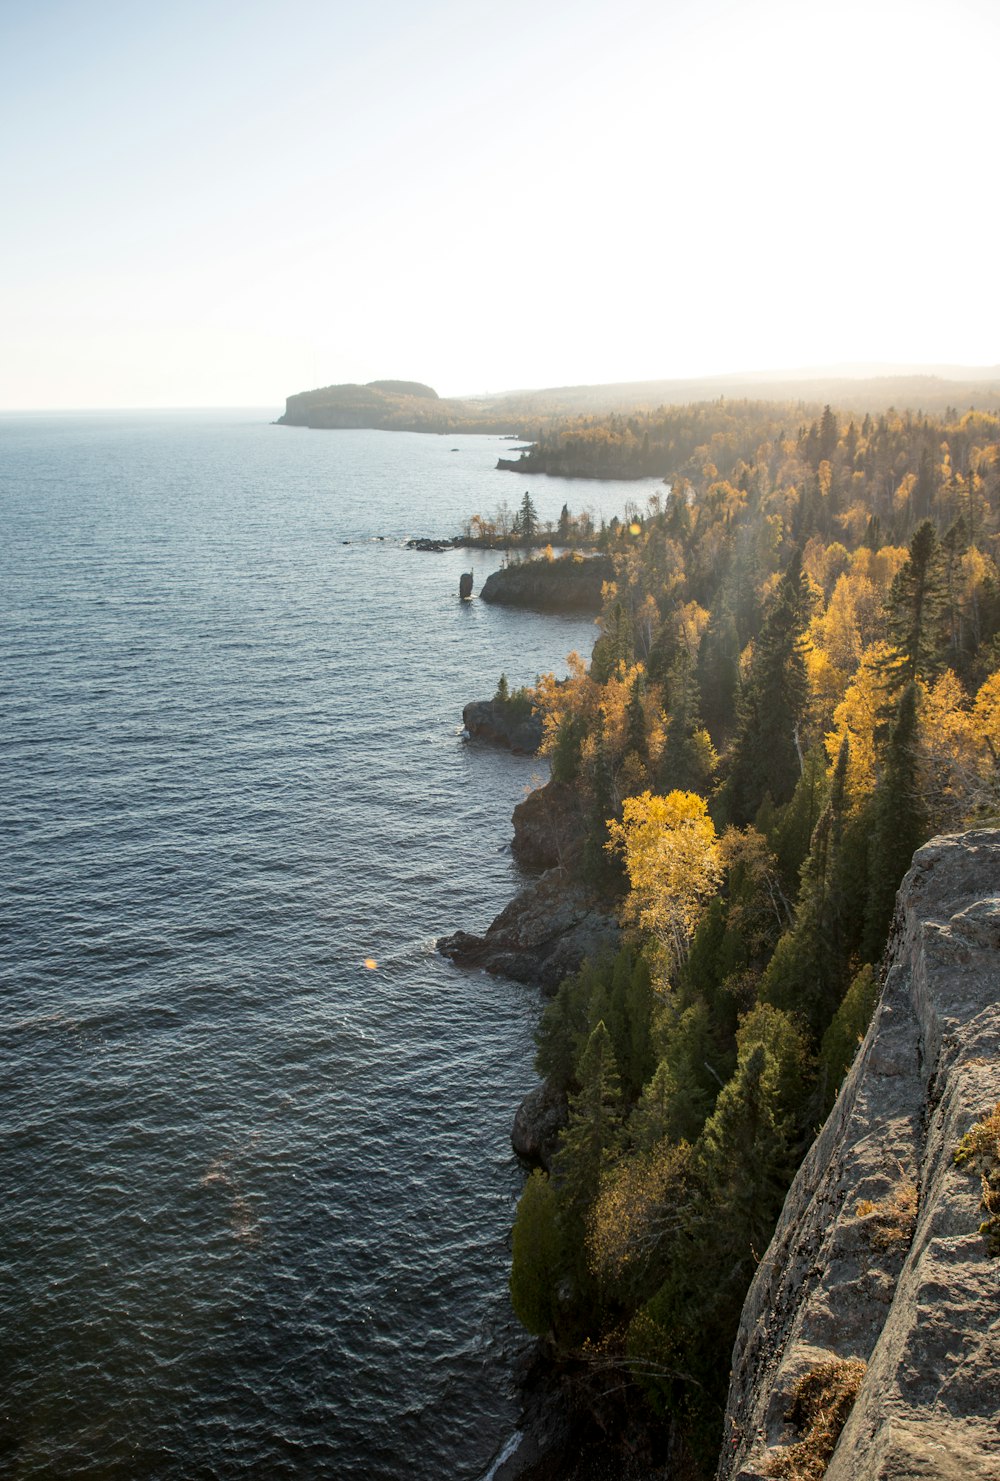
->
854, 1178, 918, 1251
954, 1101, 1000, 1255
763, 1357, 867, 1481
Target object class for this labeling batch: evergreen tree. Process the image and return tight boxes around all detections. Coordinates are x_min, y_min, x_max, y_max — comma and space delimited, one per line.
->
591, 601, 635, 683
517, 489, 539, 540
623, 952, 656, 1098
625, 672, 648, 762
759, 737, 853, 1036
510, 1169, 563, 1337
697, 1005, 810, 1257
696, 604, 741, 741
863, 682, 925, 959
818, 404, 839, 463
555, 1020, 623, 1217
818, 963, 878, 1110
719, 553, 811, 825
884, 519, 945, 688
553, 1021, 624, 1307
659, 648, 714, 793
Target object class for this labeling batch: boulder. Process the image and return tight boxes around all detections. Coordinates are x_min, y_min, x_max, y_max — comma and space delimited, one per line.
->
511, 1081, 567, 1170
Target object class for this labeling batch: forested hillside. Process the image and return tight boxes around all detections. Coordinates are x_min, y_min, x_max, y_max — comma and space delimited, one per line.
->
503, 400, 1000, 1474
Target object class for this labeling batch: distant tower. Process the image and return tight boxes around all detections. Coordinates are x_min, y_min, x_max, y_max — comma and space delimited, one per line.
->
459, 571, 474, 600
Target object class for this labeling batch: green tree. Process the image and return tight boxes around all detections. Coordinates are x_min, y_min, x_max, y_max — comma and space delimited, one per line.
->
759, 736, 853, 1037
555, 1021, 624, 1227
517, 489, 539, 540
510, 1169, 563, 1336
863, 682, 925, 959
720, 553, 812, 825
885, 519, 945, 687
818, 963, 879, 1109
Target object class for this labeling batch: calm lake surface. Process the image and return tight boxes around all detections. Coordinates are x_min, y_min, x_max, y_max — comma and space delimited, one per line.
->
0, 412, 654, 1478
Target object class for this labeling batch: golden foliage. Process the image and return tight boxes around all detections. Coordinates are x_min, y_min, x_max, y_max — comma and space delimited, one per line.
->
954, 1102, 1000, 1255
588, 1139, 692, 1283
825, 641, 896, 801
606, 791, 721, 972
854, 1177, 918, 1251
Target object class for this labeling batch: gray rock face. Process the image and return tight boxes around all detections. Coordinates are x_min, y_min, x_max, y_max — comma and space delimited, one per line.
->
511, 1080, 567, 1170
511, 780, 586, 873
718, 830, 1000, 1481
479, 555, 613, 613
438, 865, 620, 992
462, 699, 543, 755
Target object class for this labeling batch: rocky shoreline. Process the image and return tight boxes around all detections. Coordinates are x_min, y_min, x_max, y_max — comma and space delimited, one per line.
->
462, 699, 543, 756
441, 701, 625, 1476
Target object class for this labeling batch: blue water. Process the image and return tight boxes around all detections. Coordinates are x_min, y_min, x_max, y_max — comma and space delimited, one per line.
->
0, 413, 651, 1479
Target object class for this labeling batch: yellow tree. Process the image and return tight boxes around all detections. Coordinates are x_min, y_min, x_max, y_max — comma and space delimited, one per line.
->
924, 669, 1000, 820
825, 640, 897, 803
606, 791, 722, 976
533, 651, 596, 754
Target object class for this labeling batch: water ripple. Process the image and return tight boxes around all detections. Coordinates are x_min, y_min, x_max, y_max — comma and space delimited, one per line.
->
0, 415, 644, 1478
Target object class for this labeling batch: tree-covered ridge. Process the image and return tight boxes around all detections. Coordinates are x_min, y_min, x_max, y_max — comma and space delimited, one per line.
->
502, 397, 1000, 492
277, 380, 462, 430
277, 371, 1000, 437
504, 400, 1000, 1473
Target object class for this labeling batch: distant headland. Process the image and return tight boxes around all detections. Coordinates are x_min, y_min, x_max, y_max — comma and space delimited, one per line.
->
276, 367, 1000, 447
276, 379, 517, 434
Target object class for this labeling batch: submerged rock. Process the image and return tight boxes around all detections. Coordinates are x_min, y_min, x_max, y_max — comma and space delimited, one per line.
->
719, 829, 1000, 1481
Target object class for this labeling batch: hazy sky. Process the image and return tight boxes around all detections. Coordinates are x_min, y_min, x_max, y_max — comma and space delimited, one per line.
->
2, 0, 998, 409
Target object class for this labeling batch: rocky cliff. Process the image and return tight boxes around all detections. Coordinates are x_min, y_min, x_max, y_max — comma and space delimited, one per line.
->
719, 829, 1000, 1481
479, 554, 613, 614
462, 698, 543, 755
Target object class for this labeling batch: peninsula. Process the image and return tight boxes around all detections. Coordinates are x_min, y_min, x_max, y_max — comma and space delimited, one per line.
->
439, 391, 1000, 1479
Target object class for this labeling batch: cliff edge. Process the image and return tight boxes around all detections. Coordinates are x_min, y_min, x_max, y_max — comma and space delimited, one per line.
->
719, 829, 1000, 1481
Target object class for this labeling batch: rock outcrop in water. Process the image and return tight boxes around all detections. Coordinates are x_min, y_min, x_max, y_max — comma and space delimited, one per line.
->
480, 554, 613, 614
439, 766, 612, 990
509, 780, 586, 873
462, 699, 543, 755
439, 865, 619, 992
719, 828, 1000, 1481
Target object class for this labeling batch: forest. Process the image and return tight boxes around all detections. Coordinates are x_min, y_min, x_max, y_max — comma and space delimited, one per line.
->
497, 399, 1000, 1474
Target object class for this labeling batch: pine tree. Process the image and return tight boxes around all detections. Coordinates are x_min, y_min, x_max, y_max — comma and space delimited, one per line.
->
553, 1022, 624, 1309
510, 1170, 563, 1336
720, 553, 811, 825
518, 490, 539, 540
659, 648, 714, 793
760, 736, 853, 1036
863, 682, 925, 959
884, 519, 945, 688
555, 1021, 623, 1208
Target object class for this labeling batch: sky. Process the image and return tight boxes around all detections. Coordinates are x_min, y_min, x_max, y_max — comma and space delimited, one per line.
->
2, 0, 998, 409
